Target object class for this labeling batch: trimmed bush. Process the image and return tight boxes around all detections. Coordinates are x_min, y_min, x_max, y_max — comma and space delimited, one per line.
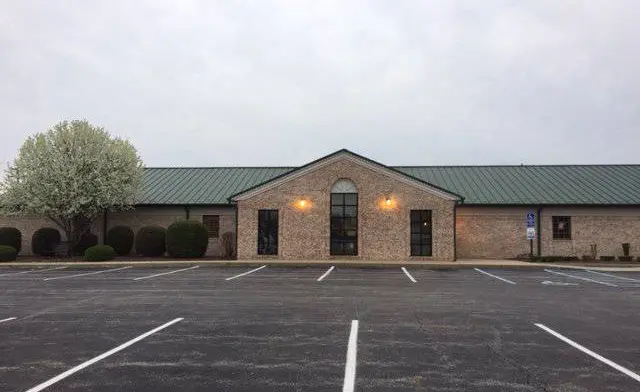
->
73, 233, 98, 256
221, 231, 235, 258
0, 227, 22, 253
32, 227, 61, 256
135, 226, 166, 257
618, 256, 633, 262
166, 220, 209, 258
84, 245, 116, 261
106, 226, 135, 256
600, 255, 615, 261
530, 256, 566, 263
0, 245, 17, 262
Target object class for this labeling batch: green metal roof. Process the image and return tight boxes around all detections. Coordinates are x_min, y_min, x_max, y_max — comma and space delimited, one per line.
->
139, 165, 640, 205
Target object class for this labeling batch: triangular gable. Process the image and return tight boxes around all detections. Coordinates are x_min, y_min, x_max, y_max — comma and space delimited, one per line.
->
230, 149, 464, 202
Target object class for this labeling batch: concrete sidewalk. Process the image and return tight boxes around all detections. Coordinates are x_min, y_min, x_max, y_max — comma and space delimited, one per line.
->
1, 258, 639, 271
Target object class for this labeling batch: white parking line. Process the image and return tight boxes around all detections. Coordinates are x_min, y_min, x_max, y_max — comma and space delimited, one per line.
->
401, 267, 417, 283
0, 266, 67, 277
474, 268, 516, 284
43, 266, 132, 281
343, 320, 359, 392
317, 266, 335, 282
225, 265, 267, 281
585, 270, 640, 283
25, 318, 183, 392
0, 317, 17, 324
535, 323, 640, 383
133, 266, 200, 281
544, 269, 618, 287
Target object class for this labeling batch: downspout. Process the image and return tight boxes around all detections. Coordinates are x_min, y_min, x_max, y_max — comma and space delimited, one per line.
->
453, 197, 464, 261
185, 205, 191, 220
453, 205, 457, 261
233, 203, 238, 260
536, 206, 542, 256
102, 210, 108, 244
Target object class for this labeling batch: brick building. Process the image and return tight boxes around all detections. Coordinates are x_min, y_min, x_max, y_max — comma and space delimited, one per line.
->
3, 149, 640, 260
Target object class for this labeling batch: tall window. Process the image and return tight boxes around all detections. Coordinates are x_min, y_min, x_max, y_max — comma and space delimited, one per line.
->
330, 179, 358, 256
552, 216, 571, 240
258, 209, 278, 255
410, 210, 432, 256
202, 215, 220, 238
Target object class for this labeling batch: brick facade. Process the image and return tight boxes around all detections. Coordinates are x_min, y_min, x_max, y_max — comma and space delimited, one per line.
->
456, 207, 531, 259
540, 207, 640, 258
235, 156, 457, 261
455, 206, 640, 259
1, 205, 236, 256
106, 206, 236, 257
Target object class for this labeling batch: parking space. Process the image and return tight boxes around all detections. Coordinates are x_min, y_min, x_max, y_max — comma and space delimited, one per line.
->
1, 265, 639, 391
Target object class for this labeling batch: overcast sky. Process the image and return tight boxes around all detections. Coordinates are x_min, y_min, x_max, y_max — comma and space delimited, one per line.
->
1, 1, 639, 167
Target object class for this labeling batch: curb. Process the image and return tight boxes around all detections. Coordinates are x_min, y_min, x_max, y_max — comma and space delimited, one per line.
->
2, 260, 638, 270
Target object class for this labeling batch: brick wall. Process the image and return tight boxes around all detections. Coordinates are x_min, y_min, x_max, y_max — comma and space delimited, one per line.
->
235, 157, 456, 261
0, 214, 63, 255
0, 205, 236, 257
107, 205, 236, 256
540, 207, 640, 258
456, 206, 531, 259
456, 206, 640, 259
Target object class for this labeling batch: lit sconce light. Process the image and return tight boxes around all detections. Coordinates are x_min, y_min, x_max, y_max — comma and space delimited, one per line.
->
380, 195, 395, 209
295, 198, 311, 210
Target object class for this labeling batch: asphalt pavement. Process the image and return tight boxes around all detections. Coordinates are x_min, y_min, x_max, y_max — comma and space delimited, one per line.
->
1, 265, 639, 391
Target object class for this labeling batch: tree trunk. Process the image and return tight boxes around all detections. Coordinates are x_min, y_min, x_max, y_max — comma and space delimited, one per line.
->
71, 216, 92, 256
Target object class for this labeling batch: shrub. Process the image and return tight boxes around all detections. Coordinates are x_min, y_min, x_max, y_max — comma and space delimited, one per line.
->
618, 256, 633, 262
531, 256, 565, 263
32, 227, 61, 256
0, 245, 17, 262
84, 245, 116, 261
73, 233, 98, 256
562, 256, 580, 261
600, 256, 615, 261
106, 226, 135, 256
135, 226, 166, 257
0, 227, 22, 253
221, 231, 235, 258
166, 220, 209, 258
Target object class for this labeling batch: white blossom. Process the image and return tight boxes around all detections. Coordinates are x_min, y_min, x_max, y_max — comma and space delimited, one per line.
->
0, 120, 143, 247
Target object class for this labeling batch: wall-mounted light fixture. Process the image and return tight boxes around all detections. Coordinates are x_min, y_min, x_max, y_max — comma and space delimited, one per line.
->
380, 194, 396, 210
294, 198, 312, 211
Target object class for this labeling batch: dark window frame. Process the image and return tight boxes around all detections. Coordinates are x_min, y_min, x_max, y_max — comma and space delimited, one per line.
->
330, 193, 358, 256
258, 209, 279, 255
552, 216, 572, 240
202, 215, 220, 238
410, 210, 433, 256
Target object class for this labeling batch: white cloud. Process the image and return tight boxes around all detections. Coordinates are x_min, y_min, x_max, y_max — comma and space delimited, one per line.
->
1, 0, 639, 166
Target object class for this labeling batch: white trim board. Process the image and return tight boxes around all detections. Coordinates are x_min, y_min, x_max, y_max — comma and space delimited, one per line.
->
231, 151, 460, 202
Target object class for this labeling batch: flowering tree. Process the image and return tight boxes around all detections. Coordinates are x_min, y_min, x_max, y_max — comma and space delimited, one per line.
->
0, 120, 144, 254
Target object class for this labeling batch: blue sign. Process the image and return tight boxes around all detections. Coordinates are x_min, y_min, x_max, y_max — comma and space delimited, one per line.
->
526, 213, 535, 228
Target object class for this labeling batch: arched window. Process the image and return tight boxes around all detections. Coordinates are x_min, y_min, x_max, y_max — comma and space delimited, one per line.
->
330, 179, 358, 255
331, 179, 357, 193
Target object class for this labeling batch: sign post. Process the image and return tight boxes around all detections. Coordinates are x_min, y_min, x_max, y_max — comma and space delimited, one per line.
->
526, 213, 536, 256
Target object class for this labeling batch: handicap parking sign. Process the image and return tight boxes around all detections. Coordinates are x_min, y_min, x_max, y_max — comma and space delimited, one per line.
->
526, 213, 535, 228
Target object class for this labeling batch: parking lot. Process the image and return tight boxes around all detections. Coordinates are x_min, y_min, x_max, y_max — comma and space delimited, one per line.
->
1, 264, 639, 392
